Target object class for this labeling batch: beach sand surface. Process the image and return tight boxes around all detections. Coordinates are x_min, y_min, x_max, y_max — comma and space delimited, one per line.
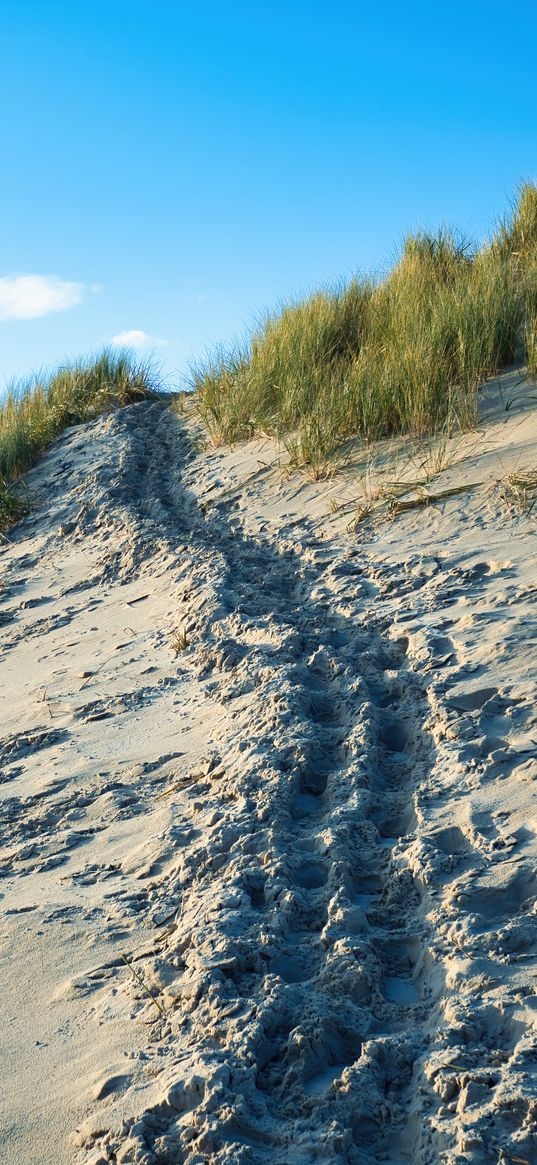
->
1, 375, 537, 1164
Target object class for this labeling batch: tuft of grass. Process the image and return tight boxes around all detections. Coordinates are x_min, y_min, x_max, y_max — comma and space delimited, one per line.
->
498, 468, 537, 515
172, 625, 190, 654
193, 281, 373, 448
0, 478, 30, 530
0, 348, 160, 531
491, 182, 537, 265
194, 187, 537, 458
281, 405, 346, 479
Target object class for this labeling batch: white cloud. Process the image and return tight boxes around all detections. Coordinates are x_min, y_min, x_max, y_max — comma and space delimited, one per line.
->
111, 329, 168, 350
0, 274, 84, 321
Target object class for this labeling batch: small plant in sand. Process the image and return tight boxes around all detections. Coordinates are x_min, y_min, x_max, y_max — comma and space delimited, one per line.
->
171, 392, 186, 415
354, 452, 381, 503
0, 477, 30, 529
498, 468, 537, 515
172, 625, 190, 654
282, 412, 344, 480
413, 433, 457, 480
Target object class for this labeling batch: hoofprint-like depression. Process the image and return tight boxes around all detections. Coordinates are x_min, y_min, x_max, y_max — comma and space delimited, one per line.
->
1, 401, 536, 1165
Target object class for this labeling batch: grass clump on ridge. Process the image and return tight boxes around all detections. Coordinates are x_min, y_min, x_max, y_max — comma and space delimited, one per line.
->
0, 348, 160, 531
194, 185, 537, 472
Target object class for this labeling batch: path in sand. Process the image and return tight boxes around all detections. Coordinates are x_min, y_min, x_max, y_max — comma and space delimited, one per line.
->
1, 393, 537, 1164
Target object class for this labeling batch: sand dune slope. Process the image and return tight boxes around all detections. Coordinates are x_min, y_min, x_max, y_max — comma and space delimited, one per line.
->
1, 396, 537, 1165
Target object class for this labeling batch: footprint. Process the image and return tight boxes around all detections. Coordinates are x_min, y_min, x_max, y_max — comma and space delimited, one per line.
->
299, 764, 329, 797
270, 950, 316, 984
92, 1073, 131, 1101
244, 878, 265, 910
430, 826, 474, 857
380, 718, 407, 753
428, 634, 456, 665
376, 935, 421, 978
447, 686, 498, 712
291, 791, 323, 820
303, 695, 335, 725
303, 1062, 349, 1097
462, 561, 492, 581
293, 861, 328, 890
351, 1116, 380, 1147
302, 1020, 362, 1097
381, 975, 419, 1005
299, 668, 325, 693
461, 867, 537, 924
447, 1002, 525, 1052
255, 1024, 291, 1093
326, 630, 349, 649
374, 804, 416, 840
348, 871, 383, 904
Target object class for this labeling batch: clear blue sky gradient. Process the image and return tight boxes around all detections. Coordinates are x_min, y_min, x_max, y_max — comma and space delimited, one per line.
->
1, 0, 536, 388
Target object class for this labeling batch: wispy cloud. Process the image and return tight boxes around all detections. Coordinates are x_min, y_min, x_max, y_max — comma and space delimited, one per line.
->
111, 329, 169, 350
0, 274, 84, 321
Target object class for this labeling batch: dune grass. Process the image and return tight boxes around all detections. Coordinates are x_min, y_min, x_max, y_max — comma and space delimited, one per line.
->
499, 468, 537, 515
194, 185, 537, 472
0, 349, 160, 531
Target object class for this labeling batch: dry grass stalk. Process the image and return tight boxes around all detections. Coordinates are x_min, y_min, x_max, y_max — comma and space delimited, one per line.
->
120, 953, 166, 1017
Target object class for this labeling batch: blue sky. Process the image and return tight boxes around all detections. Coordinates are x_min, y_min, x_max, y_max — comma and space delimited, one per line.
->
1, 0, 536, 389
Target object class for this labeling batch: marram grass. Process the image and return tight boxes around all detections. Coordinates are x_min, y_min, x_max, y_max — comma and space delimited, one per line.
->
0, 349, 160, 531
194, 185, 537, 472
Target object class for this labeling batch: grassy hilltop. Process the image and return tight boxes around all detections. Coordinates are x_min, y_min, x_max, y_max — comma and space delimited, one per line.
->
0, 351, 159, 530
1, 185, 537, 529
194, 184, 537, 470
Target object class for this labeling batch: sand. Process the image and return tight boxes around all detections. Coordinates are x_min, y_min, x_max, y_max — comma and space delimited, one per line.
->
1, 376, 536, 1165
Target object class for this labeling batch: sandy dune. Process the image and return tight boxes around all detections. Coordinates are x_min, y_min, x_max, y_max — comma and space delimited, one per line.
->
1, 383, 537, 1164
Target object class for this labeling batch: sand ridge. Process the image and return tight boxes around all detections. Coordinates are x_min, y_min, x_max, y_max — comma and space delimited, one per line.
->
1, 394, 537, 1164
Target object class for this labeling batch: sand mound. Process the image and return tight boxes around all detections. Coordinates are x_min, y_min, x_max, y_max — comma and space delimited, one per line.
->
1, 385, 537, 1164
